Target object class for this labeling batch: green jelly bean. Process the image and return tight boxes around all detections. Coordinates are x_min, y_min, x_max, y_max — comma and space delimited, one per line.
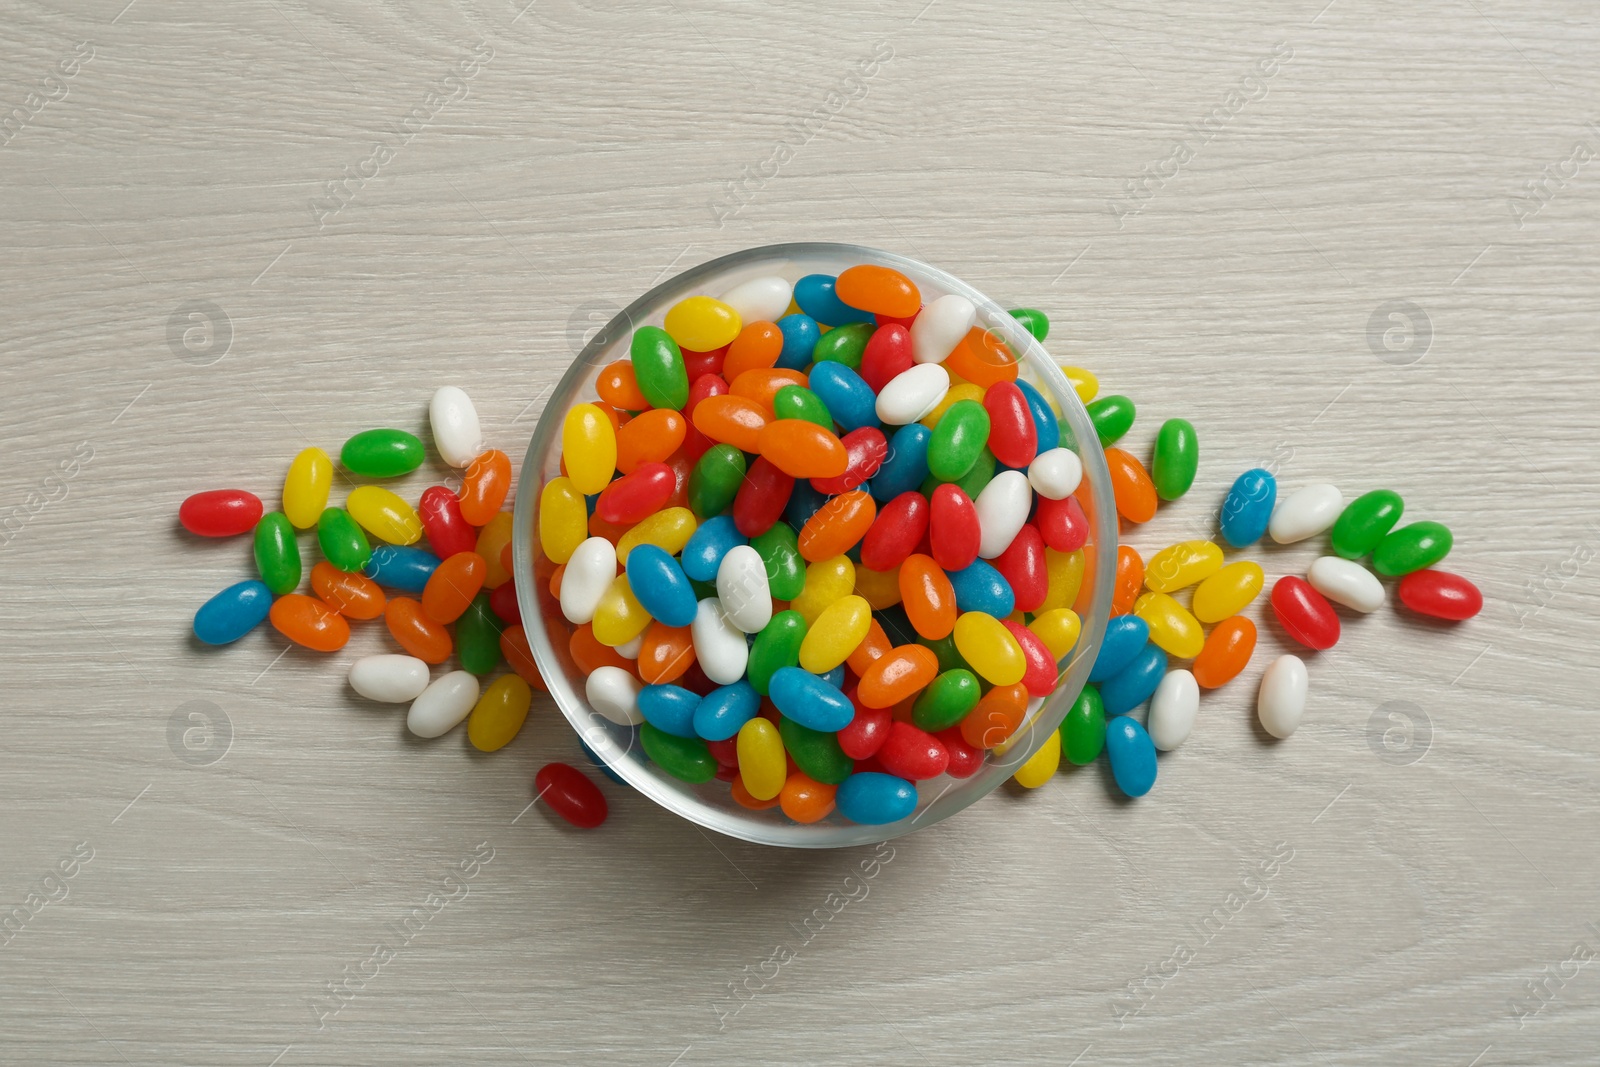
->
640, 723, 717, 783
340, 428, 424, 478
912, 669, 981, 732
811, 322, 875, 370
752, 523, 806, 601
316, 507, 371, 573
629, 326, 689, 410
778, 717, 853, 785
1373, 521, 1452, 577
918, 632, 973, 675
1331, 489, 1404, 559
456, 593, 505, 675
690, 577, 720, 601
1086, 395, 1135, 446
773, 385, 833, 429
1151, 418, 1198, 501
926, 400, 991, 482
253, 512, 301, 595
688, 444, 745, 518
1009, 308, 1049, 342
1060, 684, 1106, 766
747, 610, 806, 695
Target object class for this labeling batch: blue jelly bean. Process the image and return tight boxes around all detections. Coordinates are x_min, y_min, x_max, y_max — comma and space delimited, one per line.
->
1220, 467, 1277, 548
820, 664, 846, 690
584, 493, 599, 516
1106, 717, 1158, 797
363, 545, 441, 592
1015, 380, 1059, 456
775, 313, 821, 370
807, 362, 880, 433
580, 740, 626, 784
947, 559, 1015, 617
1100, 644, 1167, 716
637, 685, 701, 738
1088, 615, 1150, 682
625, 544, 698, 627
192, 579, 273, 645
768, 667, 854, 732
793, 274, 876, 327
693, 681, 760, 741
869, 424, 932, 503
681, 514, 746, 583
836, 772, 918, 825
784, 481, 829, 530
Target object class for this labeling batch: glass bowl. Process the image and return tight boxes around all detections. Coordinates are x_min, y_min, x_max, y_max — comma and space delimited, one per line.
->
513, 242, 1117, 847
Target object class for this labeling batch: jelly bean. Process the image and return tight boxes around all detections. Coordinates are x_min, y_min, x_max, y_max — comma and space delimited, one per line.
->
1306, 556, 1384, 613
693, 681, 760, 741
779, 718, 854, 784
747, 610, 806, 695
945, 326, 1017, 389
630, 325, 689, 410
836, 771, 917, 824
808, 362, 879, 433
457, 593, 502, 674
1034, 494, 1088, 553
682, 513, 746, 583
617, 507, 697, 563
812, 322, 876, 371
982, 383, 1037, 469
638, 622, 695, 684
416, 485, 474, 560
791, 554, 854, 626
1331, 489, 1404, 559
538, 477, 587, 565
922, 484, 979, 571
688, 444, 745, 519
1219, 468, 1276, 548
911, 669, 980, 731
736, 718, 787, 800
363, 545, 440, 592
1029, 607, 1081, 661
691, 396, 765, 454
1398, 568, 1482, 621
715, 544, 773, 633
779, 772, 838, 823
926, 399, 990, 482
959, 682, 1026, 749
1269, 483, 1342, 544
920, 381, 984, 432
876, 721, 948, 781
283, 447, 333, 529
597, 360, 650, 410
567, 538, 625, 626
718, 275, 792, 324
875, 364, 950, 425
935, 446, 997, 501
429, 386, 484, 467
638, 684, 702, 737
1002, 619, 1058, 696
193, 579, 273, 645
1062, 366, 1098, 403
946, 558, 1014, 618
254, 512, 302, 594
1106, 717, 1157, 797
859, 492, 928, 572
467, 675, 531, 752
1008, 307, 1049, 341
1192, 560, 1265, 623
847, 619, 893, 676
534, 763, 608, 828
934, 727, 983, 778
615, 412, 686, 476
347, 486, 422, 546
597, 463, 675, 526
1373, 521, 1453, 577
383, 596, 450, 663
349, 654, 431, 702
572, 624, 637, 678
266, 592, 348, 652
407, 670, 480, 738
992, 524, 1047, 613
953, 611, 1026, 686
1133, 592, 1205, 659
489, 579, 520, 625
312, 560, 387, 620
1150, 418, 1198, 501
340, 428, 423, 478
1086, 394, 1135, 446
1022, 452, 1080, 512
1012, 734, 1060, 788
1040, 548, 1085, 612
476, 513, 514, 587
911, 294, 977, 364
1100, 643, 1166, 716
1145, 669, 1198, 752
1144, 540, 1223, 593
723, 321, 784, 381
859, 322, 915, 394
783, 479, 829, 530
586, 665, 644, 724
898, 555, 957, 640
1015, 381, 1060, 455
592, 574, 653, 648
1059, 684, 1106, 765
767, 666, 852, 732
691, 598, 748, 684
974, 471, 1031, 559
856, 644, 939, 709
868, 423, 931, 502
641, 723, 718, 783
758, 420, 848, 480
772, 384, 832, 430
794, 274, 876, 326
1192, 615, 1255, 689
836, 264, 920, 318
1271, 576, 1340, 650
664, 295, 741, 352
751, 523, 805, 601
732, 457, 795, 538
797, 595, 871, 673
775, 313, 822, 370
1105, 447, 1157, 524
799, 491, 876, 562
1258, 654, 1308, 738
562, 404, 618, 495
181, 489, 263, 537
812, 428, 888, 498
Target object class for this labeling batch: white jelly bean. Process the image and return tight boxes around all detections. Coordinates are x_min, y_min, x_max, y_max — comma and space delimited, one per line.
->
615, 634, 643, 659
349, 654, 431, 703
560, 536, 617, 625
909, 294, 976, 364
691, 598, 749, 684
1026, 447, 1083, 500
407, 670, 480, 738
1269, 483, 1343, 544
874, 363, 950, 425
1148, 669, 1199, 751
974, 470, 1032, 559
1257, 655, 1308, 739
1307, 556, 1385, 613
717, 275, 793, 324
715, 545, 772, 633
586, 665, 643, 725
429, 386, 484, 468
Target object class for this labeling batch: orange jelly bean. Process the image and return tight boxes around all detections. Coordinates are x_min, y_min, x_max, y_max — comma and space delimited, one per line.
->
638, 622, 696, 684
421, 551, 487, 623
385, 597, 452, 664
959, 682, 1027, 749
1105, 447, 1157, 524
615, 409, 687, 474
549, 563, 565, 599
846, 618, 892, 676
458, 449, 512, 526
597, 360, 649, 411
798, 490, 876, 561
723, 321, 784, 380
477, 513, 514, 588
310, 561, 386, 620
890, 694, 919, 723
757, 420, 847, 479
1192, 615, 1257, 689
730, 368, 808, 417
944, 326, 1018, 389
732, 774, 782, 810
779, 772, 838, 823
691, 394, 768, 452
1114, 545, 1145, 615
588, 511, 635, 546
856, 644, 939, 708
270, 593, 350, 652
499, 624, 548, 690
570, 623, 636, 677
898, 554, 957, 641
835, 265, 921, 318
854, 564, 903, 610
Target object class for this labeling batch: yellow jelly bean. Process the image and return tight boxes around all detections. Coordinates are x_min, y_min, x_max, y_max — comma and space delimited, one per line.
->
1062, 365, 1098, 403
617, 507, 698, 563
919, 383, 985, 429
592, 574, 652, 647
538, 477, 587, 565
1191, 560, 1265, 624
664, 295, 742, 352
854, 563, 902, 610
1013, 732, 1061, 788
346, 485, 422, 545
798, 595, 872, 673
1030, 608, 1081, 661
467, 675, 532, 752
737, 718, 786, 801
1144, 540, 1224, 593
477, 512, 514, 588
791, 554, 854, 626
1038, 548, 1085, 612
283, 447, 332, 529
1133, 591, 1205, 659
562, 404, 617, 495
953, 611, 1026, 686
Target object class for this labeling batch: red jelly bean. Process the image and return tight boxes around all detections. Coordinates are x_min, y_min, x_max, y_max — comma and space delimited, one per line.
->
874, 309, 920, 330
858, 323, 914, 394
982, 382, 1038, 468
935, 727, 983, 778
682, 345, 727, 382
179, 489, 263, 537
596, 462, 675, 524
859, 491, 930, 571
489, 579, 521, 625
534, 763, 608, 829
837, 696, 892, 760
811, 426, 888, 495
1002, 618, 1058, 696
928, 484, 981, 571
419, 486, 478, 559
732, 456, 795, 538
680, 373, 730, 462
876, 721, 949, 781
706, 737, 739, 767
1271, 575, 1341, 650
1398, 569, 1483, 621
992, 524, 1048, 613
1035, 494, 1090, 553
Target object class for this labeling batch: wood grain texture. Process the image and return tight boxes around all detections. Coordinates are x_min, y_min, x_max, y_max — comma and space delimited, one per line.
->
2, 0, 1599, 1063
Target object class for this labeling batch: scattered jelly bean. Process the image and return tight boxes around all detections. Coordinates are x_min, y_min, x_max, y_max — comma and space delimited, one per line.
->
1373, 521, 1453, 577
1148, 669, 1199, 752
1257, 655, 1308, 739
311, 506, 368, 575
1192, 560, 1264, 624
1086, 394, 1135, 446
384, 596, 452, 664
347, 485, 422, 545
1269, 483, 1342, 544
283, 447, 333, 529
1192, 616, 1256, 690
691, 598, 748, 684
1013, 734, 1060, 788
362, 545, 440, 595
1306, 556, 1384, 613
1271, 576, 1340, 651
1398, 568, 1482, 621
1151, 418, 1198, 501
349, 654, 431, 702
468, 675, 531, 752
418, 485, 476, 560
835, 772, 917, 825
456, 593, 505, 675
630, 326, 690, 410
1143, 540, 1222, 595
341, 428, 424, 478
1133, 592, 1205, 660
1100, 643, 1167, 716
193, 579, 274, 645
794, 274, 876, 326
476, 513, 514, 588
253, 511, 301, 594
1059, 685, 1106, 765
312, 560, 387, 620
1220, 468, 1277, 547
586, 665, 643, 725
535, 763, 608, 828
798, 490, 876, 563
1106, 717, 1157, 797
268, 592, 349, 652
1090, 615, 1149, 682
408, 670, 480, 738
1330, 489, 1405, 559
181, 489, 263, 537
429, 386, 484, 468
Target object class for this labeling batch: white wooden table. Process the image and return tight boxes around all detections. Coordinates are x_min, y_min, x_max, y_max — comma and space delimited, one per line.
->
3, 1, 1598, 1063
